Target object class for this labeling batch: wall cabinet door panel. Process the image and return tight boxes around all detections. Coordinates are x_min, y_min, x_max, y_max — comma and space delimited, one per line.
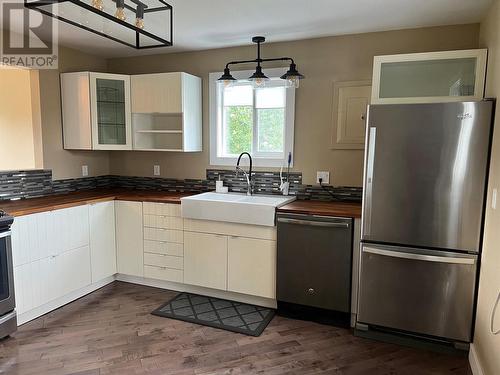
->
90, 73, 132, 150
90, 201, 117, 282
371, 49, 487, 104
228, 237, 276, 299
131, 73, 182, 114
184, 232, 227, 290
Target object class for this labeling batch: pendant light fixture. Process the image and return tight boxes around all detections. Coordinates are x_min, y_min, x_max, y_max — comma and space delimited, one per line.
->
218, 36, 304, 89
24, 0, 173, 49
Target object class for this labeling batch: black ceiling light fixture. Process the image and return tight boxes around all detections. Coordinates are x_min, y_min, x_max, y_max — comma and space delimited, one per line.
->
218, 36, 305, 89
24, 0, 173, 49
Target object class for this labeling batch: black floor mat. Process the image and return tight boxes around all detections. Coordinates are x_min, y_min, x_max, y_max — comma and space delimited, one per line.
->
151, 292, 275, 337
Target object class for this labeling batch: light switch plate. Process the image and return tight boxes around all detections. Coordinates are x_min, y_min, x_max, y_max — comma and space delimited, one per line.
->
317, 171, 330, 184
81, 165, 88, 177
154, 165, 160, 176
493, 188, 497, 210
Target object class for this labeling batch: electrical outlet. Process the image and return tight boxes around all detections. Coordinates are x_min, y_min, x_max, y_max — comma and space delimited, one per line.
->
153, 165, 160, 176
81, 165, 88, 177
317, 171, 330, 184
493, 188, 497, 210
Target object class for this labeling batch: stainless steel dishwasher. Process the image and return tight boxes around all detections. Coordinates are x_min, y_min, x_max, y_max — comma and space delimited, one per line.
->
276, 213, 353, 324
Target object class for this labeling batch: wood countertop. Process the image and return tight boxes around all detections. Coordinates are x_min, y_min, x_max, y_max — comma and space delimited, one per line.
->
277, 200, 362, 218
0, 189, 195, 217
1, 189, 362, 218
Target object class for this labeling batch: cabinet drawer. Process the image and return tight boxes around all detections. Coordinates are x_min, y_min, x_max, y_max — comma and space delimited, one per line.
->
144, 227, 183, 243
143, 202, 181, 217
143, 214, 183, 230
144, 253, 183, 270
144, 265, 183, 283
144, 240, 183, 256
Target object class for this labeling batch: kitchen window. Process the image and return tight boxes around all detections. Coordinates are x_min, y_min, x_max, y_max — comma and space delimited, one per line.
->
209, 68, 295, 167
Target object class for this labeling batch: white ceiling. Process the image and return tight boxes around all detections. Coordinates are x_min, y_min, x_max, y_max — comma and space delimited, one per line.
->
7, 0, 494, 58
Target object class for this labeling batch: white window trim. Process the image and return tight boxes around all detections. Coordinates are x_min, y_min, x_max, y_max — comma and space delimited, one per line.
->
209, 68, 295, 168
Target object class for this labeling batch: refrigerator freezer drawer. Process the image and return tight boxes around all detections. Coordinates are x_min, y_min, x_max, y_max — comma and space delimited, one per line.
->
357, 244, 477, 342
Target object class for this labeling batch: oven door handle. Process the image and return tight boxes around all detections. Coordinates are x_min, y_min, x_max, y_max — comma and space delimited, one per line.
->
0, 310, 15, 325
363, 246, 476, 265
0, 231, 11, 239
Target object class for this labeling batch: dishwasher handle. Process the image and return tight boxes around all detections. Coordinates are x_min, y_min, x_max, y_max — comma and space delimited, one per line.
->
277, 217, 350, 228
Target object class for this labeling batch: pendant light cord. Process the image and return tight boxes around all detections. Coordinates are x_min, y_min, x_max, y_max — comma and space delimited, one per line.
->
491, 290, 500, 335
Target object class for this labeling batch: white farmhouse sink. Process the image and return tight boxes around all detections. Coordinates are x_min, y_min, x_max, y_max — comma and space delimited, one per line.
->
181, 192, 296, 226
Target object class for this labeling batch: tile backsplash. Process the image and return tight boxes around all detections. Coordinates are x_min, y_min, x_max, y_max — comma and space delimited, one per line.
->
0, 169, 362, 202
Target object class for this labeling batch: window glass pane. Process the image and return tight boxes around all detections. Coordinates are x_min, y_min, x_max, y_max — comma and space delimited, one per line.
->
257, 108, 284, 153
223, 106, 253, 155
256, 86, 285, 108
223, 84, 253, 106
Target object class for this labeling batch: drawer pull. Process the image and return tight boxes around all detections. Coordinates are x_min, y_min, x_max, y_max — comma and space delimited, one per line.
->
307, 288, 315, 295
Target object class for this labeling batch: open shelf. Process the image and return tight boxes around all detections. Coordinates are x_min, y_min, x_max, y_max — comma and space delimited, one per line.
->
132, 112, 185, 151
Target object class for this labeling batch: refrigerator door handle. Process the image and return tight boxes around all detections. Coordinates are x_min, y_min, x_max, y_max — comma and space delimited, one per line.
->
363, 246, 476, 265
364, 127, 377, 236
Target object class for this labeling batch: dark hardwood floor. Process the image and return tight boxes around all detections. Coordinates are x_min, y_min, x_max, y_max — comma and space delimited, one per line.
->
0, 282, 471, 375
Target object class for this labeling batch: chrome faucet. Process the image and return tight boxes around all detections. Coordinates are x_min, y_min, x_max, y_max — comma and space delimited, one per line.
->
236, 152, 253, 196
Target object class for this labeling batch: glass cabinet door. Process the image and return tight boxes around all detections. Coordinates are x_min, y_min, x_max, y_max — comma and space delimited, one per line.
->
90, 73, 131, 150
372, 49, 487, 104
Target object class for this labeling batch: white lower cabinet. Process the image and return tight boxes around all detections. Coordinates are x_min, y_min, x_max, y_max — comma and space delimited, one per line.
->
115, 201, 144, 277
12, 202, 110, 323
142, 202, 184, 283
184, 232, 228, 290
12, 199, 279, 325
90, 201, 117, 282
58, 246, 92, 297
183, 220, 277, 298
12, 263, 34, 315
227, 237, 276, 299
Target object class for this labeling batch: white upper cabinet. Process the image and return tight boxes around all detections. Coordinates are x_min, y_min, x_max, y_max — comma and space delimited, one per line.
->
61, 72, 132, 150
131, 73, 182, 113
131, 72, 202, 152
61, 71, 201, 152
371, 49, 487, 104
90, 73, 132, 150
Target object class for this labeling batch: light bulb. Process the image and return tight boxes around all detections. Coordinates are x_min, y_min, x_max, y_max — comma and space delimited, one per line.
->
252, 77, 266, 88
286, 77, 300, 89
91, 0, 104, 11
115, 7, 126, 21
135, 17, 144, 29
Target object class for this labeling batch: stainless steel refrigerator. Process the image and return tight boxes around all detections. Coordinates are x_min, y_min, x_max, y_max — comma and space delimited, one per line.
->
357, 100, 494, 344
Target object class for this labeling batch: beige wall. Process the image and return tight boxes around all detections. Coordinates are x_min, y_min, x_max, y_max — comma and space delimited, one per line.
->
107, 24, 480, 185
474, 2, 500, 373
38, 46, 110, 179
0, 68, 40, 170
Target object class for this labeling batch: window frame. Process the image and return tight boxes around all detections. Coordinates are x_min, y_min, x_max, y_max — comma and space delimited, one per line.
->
209, 68, 295, 167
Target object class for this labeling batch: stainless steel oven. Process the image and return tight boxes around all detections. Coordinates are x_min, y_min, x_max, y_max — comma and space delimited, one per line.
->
0, 211, 16, 339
